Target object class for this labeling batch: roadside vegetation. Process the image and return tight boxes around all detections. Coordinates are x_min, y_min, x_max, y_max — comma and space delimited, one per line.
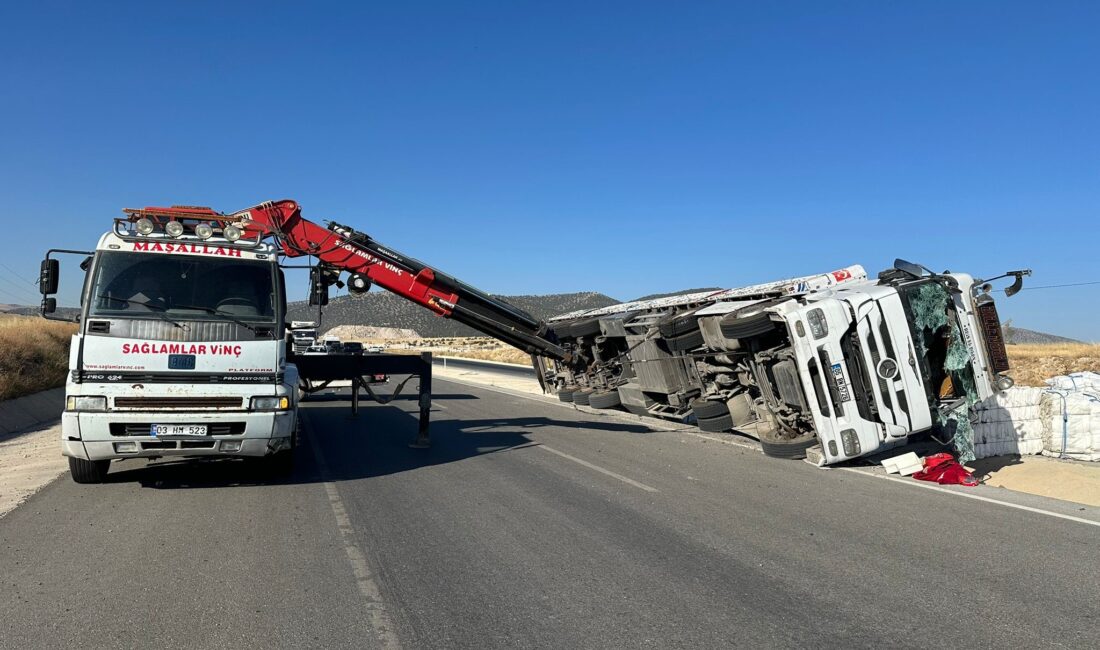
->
0, 315, 77, 401
1007, 343, 1100, 387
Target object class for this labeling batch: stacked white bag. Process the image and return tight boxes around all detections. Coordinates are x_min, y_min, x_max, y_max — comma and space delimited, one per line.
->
971, 387, 1046, 459
1041, 372, 1100, 462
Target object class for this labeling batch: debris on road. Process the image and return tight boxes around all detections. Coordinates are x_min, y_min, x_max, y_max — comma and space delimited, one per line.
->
881, 452, 923, 476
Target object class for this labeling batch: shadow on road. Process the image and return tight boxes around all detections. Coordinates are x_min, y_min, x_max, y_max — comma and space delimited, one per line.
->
101, 390, 651, 489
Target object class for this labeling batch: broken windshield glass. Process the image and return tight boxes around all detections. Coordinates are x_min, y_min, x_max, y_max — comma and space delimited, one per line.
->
899, 281, 979, 462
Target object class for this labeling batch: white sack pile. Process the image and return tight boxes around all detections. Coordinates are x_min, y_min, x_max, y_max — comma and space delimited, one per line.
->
1041, 372, 1100, 462
970, 372, 1100, 461
972, 387, 1046, 458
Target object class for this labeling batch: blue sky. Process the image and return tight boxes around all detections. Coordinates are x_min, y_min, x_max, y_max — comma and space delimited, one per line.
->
0, 1, 1097, 339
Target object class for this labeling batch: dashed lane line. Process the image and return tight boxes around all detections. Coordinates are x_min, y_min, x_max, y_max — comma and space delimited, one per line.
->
302, 413, 402, 650
537, 444, 659, 493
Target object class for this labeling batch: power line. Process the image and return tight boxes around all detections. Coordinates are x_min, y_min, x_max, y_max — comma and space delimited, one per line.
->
0, 261, 36, 287
0, 277, 39, 302
0, 284, 36, 305
0, 274, 39, 299
1018, 280, 1100, 291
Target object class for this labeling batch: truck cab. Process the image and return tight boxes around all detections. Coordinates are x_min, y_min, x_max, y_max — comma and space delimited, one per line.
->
714, 265, 1017, 464
42, 209, 298, 483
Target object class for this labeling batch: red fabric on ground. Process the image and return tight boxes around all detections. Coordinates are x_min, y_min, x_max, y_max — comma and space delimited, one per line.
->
912, 453, 978, 487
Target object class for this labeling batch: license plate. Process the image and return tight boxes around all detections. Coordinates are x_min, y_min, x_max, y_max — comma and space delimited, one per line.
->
150, 424, 208, 437
831, 363, 852, 402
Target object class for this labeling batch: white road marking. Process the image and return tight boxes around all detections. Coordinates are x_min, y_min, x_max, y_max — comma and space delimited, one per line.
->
303, 416, 402, 650
438, 375, 1100, 528
839, 467, 1100, 529
538, 445, 659, 492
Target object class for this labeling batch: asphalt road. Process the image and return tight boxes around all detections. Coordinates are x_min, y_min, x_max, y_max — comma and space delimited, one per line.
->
432, 355, 536, 379
2, 378, 1098, 649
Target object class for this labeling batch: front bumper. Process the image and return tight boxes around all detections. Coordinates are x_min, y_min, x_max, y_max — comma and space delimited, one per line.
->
61, 410, 295, 461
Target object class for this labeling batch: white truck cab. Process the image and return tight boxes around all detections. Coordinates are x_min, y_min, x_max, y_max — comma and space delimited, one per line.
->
44, 214, 298, 483
739, 266, 1016, 464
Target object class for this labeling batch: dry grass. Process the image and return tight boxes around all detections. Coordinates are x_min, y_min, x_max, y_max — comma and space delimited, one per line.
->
0, 315, 77, 401
1007, 343, 1100, 387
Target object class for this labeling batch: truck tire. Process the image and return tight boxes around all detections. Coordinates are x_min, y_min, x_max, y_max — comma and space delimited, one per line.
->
570, 318, 602, 338
558, 388, 575, 402
665, 329, 704, 353
69, 457, 110, 484
719, 312, 776, 339
690, 399, 730, 420
658, 311, 700, 338
573, 388, 594, 406
589, 390, 621, 409
697, 413, 733, 433
759, 431, 818, 459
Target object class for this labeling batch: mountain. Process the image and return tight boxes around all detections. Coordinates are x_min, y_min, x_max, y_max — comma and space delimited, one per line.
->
1004, 326, 1080, 345
287, 290, 619, 338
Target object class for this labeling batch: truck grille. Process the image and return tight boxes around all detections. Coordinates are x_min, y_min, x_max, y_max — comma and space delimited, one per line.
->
109, 422, 246, 436
113, 396, 243, 409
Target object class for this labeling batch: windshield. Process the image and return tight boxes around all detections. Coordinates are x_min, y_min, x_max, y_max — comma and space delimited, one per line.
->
897, 279, 980, 461
88, 251, 277, 322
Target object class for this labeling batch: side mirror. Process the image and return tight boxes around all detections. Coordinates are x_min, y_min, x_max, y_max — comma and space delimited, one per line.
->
1005, 275, 1024, 298
893, 259, 924, 278
308, 267, 330, 306
41, 297, 57, 314
309, 282, 329, 306
40, 259, 59, 295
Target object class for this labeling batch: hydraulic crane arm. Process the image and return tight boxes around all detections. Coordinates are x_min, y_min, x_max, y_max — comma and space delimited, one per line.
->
235, 200, 570, 363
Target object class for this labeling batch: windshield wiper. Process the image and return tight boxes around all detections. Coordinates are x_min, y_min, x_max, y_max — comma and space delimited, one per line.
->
96, 294, 185, 329
170, 303, 261, 333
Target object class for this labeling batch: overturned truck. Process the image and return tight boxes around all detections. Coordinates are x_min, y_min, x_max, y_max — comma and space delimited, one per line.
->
537, 261, 1029, 466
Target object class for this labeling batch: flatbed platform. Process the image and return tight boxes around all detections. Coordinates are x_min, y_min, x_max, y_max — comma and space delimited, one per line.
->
291, 351, 433, 447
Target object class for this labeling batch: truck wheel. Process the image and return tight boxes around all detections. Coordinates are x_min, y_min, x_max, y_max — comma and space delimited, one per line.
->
759, 431, 818, 459
719, 312, 776, 339
69, 457, 110, 484
697, 413, 733, 433
570, 318, 602, 338
589, 390, 622, 409
690, 399, 730, 420
572, 388, 594, 406
658, 311, 700, 338
665, 329, 704, 353
558, 388, 575, 402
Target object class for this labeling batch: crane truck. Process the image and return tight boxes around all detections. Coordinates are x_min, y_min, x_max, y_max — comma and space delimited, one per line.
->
40, 201, 572, 483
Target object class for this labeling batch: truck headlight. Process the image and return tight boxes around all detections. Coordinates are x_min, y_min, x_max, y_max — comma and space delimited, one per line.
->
135, 218, 155, 235
250, 396, 290, 411
66, 396, 107, 411
807, 308, 828, 339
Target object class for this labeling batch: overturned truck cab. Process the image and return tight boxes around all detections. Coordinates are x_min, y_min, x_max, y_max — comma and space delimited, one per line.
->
545, 260, 1027, 465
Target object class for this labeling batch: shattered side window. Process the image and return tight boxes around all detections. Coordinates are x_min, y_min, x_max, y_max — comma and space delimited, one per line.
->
901, 282, 980, 462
